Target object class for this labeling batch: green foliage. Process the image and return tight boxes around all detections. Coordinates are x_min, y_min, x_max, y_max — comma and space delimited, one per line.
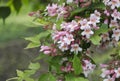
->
39, 73, 56, 81
65, 74, 88, 81
25, 30, 51, 49
16, 62, 40, 81
72, 55, 82, 75
90, 24, 111, 45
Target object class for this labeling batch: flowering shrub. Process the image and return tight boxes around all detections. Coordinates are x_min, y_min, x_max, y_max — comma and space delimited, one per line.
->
7, 0, 120, 81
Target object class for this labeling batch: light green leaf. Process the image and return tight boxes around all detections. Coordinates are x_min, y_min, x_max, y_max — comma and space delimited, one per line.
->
28, 62, 40, 70
90, 35, 101, 45
25, 42, 40, 49
16, 70, 24, 78
72, 55, 82, 75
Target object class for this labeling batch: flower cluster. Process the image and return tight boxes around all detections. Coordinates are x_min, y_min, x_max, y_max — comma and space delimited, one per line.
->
103, 0, 120, 9
46, 3, 70, 19
82, 59, 96, 77
100, 62, 120, 81
29, 0, 120, 81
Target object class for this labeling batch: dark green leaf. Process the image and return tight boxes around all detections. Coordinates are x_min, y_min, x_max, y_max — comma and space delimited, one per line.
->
0, 6, 11, 24
13, 0, 22, 13
72, 55, 82, 75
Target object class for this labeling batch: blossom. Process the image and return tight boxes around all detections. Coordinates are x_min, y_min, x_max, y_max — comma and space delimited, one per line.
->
82, 60, 96, 77
46, 4, 58, 16
61, 20, 79, 32
109, 20, 118, 28
108, 0, 120, 9
115, 68, 120, 78
63, 34, 74, 45
57, 5, 68, 19
80, 19, 90, 30
59, 43, 69, 51
103, 77, 115, 81
101, 33, 110, 42
104, 10, 110, 16
81, 29, 94, 38
100, 68, 111, 78
89, 14, 100, 26
112, 29, 120, 41
111, 9, 120, 20
71, 44, 82, 54
40, 46, 51, 54
103, 0, 110, 6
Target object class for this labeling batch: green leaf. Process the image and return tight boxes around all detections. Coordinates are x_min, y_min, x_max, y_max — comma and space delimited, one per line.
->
95, 24, 108, 35
90, 24, 111, 45
69, 7, 87, 20
92, 2, 106, 10
13, 0, 22, 13
25, 42, 40, 49
90, 35, 101, 45
39, 73, 56, 81
75, 77, 88, 81
28, 62, 40, 70
65, 74, 75, 81
49, 56, 62, 72
0, 6, 11, 25
72, 55, 82, 75
16, 70, 24, 78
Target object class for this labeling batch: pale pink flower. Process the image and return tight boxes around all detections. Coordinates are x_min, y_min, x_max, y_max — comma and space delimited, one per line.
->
115, 68, 120, 78
82, 60, 96, 77
57, 5, 67, 19
100, 68, 111, 78
104, 10, 110, 16
94, 10, 101, 18
81, 29, 94, 38
59, 43, 68, 51
52, 31, 68, 42
40, 46, 52, 55
103, 77, 115, 81
109, 20, 118, 28
103, 0, 110, 5
63, 34, 74, 45
61, 20, 79, 32
111, 9, 120, 20
108, 0, 120, 9
89, 14, 100, 26
80, 19, 91, 30
101, 33, 110, 42
112, 29, 120, 41
71, 44, 82, 54
46, 4, 58, 16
